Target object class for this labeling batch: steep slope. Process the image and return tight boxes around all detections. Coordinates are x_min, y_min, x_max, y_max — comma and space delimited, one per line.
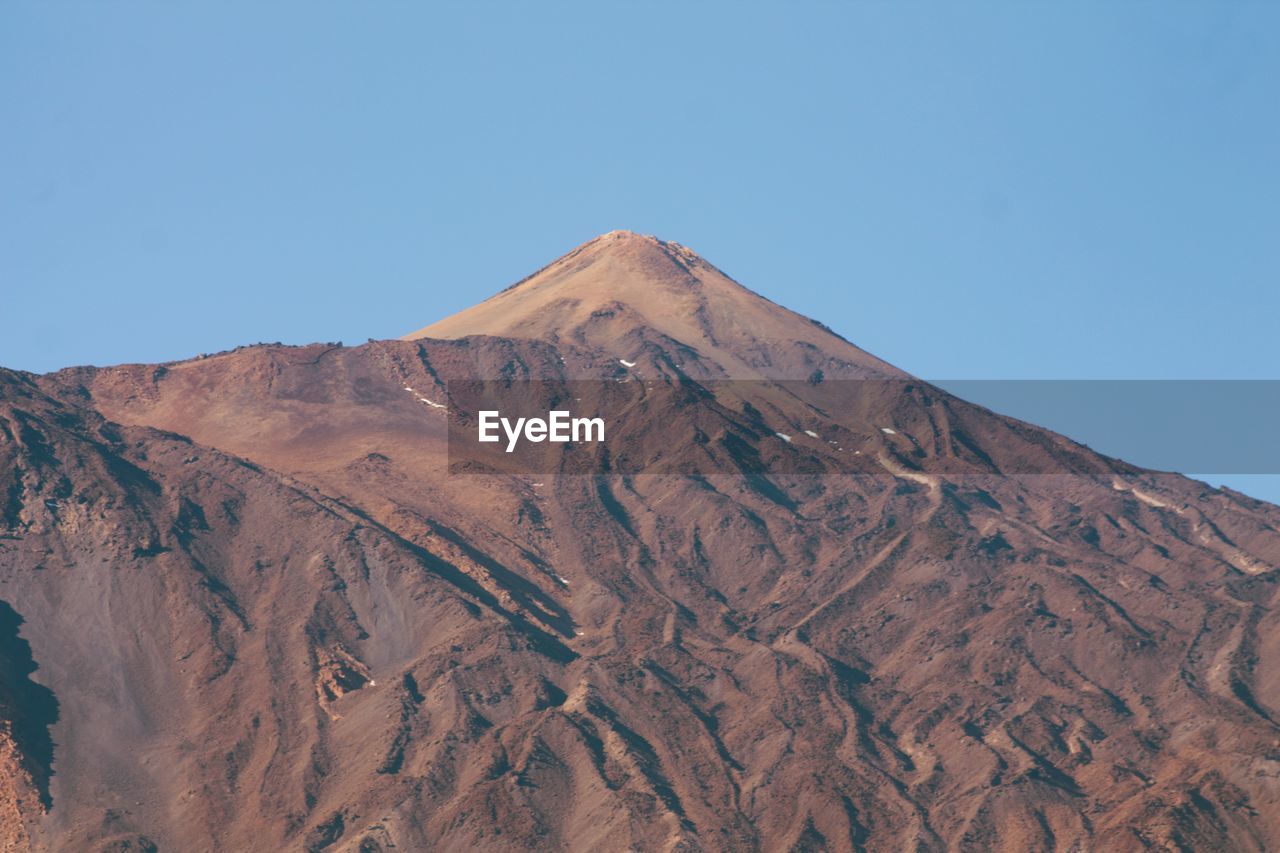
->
5, 232, 1280, 850
0, 369, 582, 851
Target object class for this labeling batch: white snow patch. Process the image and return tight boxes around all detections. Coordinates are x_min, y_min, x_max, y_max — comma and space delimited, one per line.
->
405, 386, 445, 409
804, 430, 820, 438
880, 427, 897, 435
552, 573, 571, 586
776, 432, 793, 443
619, 358, 637, 368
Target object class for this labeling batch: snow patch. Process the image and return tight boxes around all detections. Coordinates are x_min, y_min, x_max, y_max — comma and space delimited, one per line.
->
776, 432, 792, 443
880, 427, 897, 435
804, 430, 820, 438
619, 358, 637, 368
404, 385, 445, 409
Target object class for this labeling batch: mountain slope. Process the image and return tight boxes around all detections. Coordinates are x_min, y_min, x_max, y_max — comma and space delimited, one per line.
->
3, 233, 1280, 850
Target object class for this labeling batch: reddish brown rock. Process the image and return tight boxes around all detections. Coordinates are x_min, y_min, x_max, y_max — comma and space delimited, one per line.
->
1, 233, 1278, 850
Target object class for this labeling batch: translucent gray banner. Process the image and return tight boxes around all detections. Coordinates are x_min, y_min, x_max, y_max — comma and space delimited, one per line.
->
936, 380, 1280, 475
444, 379, 1280, 476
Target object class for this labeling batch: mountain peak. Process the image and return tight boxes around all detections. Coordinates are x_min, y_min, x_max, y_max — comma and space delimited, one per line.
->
404, 232, 897, 378
551, 229, 709, 283
595, 228, 647, 241
587, 228, 694, 254
587, 228, 674, 247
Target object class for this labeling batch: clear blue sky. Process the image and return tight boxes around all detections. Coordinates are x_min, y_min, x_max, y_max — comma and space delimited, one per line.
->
3, 3, 1277, 499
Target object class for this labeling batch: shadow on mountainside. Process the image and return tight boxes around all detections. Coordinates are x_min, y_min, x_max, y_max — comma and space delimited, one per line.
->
0, 600, 60, 809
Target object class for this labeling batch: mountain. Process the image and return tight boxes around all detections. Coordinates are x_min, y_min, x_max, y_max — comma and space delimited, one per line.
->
3, 232, 1280, 851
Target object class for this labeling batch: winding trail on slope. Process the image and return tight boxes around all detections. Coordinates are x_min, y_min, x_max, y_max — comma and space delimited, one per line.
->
787, 452, 941, 637
1113, 479, 1270, 574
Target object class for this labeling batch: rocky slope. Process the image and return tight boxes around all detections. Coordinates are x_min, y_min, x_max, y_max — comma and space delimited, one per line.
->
3, 232, 1280, 850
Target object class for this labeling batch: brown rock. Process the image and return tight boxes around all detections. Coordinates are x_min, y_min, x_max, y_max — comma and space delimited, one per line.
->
1, 233, 1278, 850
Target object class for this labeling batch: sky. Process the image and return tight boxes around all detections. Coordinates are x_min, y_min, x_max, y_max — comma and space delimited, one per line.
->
2, 3, 1278, 499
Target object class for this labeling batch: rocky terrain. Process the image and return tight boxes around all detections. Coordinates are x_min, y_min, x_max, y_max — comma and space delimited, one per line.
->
3, 231, 1280, 850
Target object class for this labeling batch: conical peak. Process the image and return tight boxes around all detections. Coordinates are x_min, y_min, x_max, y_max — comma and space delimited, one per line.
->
568, 230, 708, 282
401, 228, 737, 347
403, 230, 899, 379
597, 228, 646, 241
589, 229, 661, 247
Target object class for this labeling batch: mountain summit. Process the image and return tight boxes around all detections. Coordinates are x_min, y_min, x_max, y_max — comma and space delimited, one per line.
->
406, 231, 898, 378
3, 236, 1280, 850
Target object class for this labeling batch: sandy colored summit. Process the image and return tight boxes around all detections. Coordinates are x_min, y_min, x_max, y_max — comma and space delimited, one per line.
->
406, 230, 898, 378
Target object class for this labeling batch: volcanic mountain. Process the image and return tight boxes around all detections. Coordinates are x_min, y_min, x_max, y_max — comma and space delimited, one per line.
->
3, 231, 1280, 851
